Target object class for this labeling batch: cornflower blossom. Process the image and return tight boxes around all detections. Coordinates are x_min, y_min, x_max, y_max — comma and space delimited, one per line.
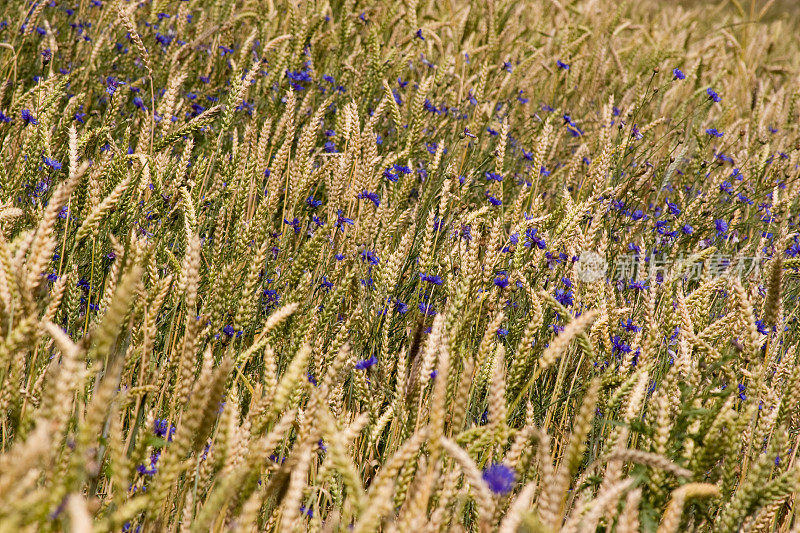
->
482, 464, 515, 494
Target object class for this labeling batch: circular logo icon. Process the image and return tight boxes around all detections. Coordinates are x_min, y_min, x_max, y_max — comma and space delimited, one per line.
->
576, 250, 607, 282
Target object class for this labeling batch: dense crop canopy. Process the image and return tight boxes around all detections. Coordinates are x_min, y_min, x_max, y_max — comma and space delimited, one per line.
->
0, 0, 799, 531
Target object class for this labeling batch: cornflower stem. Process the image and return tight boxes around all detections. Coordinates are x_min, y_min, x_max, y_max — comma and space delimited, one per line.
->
278, 145, 294, 254
57, 198, 71, 278
84, 235, 96, 337
149, 75, 155, 157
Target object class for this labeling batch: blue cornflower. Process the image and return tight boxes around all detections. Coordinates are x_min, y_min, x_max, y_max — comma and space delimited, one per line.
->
494, 275, 509, 289
418, 302, 436, 316
43, 156, 62, 170
383, 168, 398, 182
611, 335, 632, 357
155, 33, 173, 46
285, 69, 312, 82
420, 273, 443, 285
554, 288, 574, 307
106, 76, 123, 96
524, 229, 546, 250
222, 325, 236, 337
153, 419, 176, 441
484, 171, 503, 182
567, 123, 584, 137
706, 128, 724, 137
360, 250, 379, 265
136, 451, 160, 476
335, 209, 354, 232
486, 192, 502, 206
656, 220, 673, 237
355, 355, 378, 370
393, 164, 412, 174
719, 181, 734, 194
714, 219, 728, 235
666, 201, 680, 216
415, 29, 424, 40
320, 277, 333, 291
284, 217, 301, 234
306, 196, 322, 208
21, 109, 38, 125
672, 68, 685, 80
358, 190, 380, 207
556, 60, 570, 70
707, 88, 721, 102
620, 318, 641, 333
482, 464, 515, 494
717, 153, 734, 164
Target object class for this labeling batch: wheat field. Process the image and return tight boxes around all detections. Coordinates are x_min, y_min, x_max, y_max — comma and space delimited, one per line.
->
0, 0, 799, 531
